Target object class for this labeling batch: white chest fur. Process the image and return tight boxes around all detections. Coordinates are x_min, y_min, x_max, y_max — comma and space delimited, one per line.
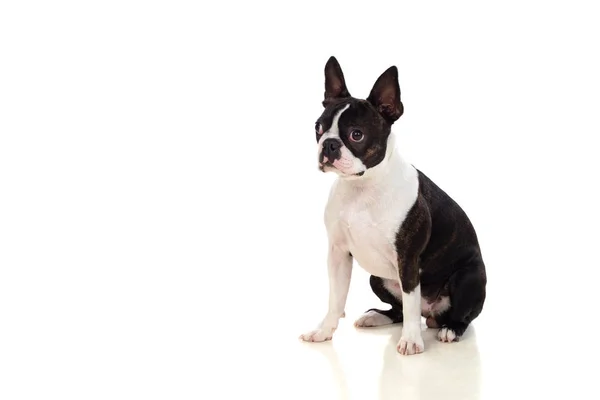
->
324, 136, 419, 281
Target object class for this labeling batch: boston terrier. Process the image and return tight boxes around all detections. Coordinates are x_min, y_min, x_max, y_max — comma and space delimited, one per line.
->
299, 57, 487, 355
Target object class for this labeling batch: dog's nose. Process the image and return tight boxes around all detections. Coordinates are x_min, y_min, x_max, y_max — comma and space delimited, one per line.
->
322, 138, 342, 160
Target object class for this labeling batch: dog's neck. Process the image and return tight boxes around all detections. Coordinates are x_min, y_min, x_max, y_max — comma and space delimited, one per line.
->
339, 132, 412, 188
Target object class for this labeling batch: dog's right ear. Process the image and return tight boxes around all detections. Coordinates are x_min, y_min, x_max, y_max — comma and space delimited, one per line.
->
323, 56, 351, 107
367, 66, 403, 123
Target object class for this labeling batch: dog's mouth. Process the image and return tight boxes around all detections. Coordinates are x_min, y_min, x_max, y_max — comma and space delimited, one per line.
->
318, 153, 365, 177
319, 154, 341, 170
318, 160, 365, 177
319, 153, 330, 165
318, 154, 333, 171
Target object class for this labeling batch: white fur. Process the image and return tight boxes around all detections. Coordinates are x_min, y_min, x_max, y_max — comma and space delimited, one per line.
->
398, 284, 424, 355
438, 327, 457, 342
383, 277, 402, 295
299, 243, 352, 343
302, 106, 424, 354
354, 310, 393, 327
299, 328, 334, 342
323, 132, 419, 281
421, 295, 451, 317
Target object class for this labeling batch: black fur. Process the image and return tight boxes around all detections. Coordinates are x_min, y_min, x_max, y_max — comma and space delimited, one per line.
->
316, 57, 402, 170
373, 170, 487, 339
316, 99, 393, 169
323, 56, 351, 106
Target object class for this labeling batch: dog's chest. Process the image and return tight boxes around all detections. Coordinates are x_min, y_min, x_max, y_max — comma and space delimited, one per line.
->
326, 182, 415, 280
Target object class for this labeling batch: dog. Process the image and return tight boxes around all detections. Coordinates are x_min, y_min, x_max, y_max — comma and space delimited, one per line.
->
299, 57, 487, 355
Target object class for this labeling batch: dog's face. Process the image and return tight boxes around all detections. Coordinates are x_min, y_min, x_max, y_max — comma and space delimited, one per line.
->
316, 57, 404, 178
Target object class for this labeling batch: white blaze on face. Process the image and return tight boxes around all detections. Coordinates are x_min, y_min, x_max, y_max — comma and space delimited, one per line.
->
318, 104, 366, 176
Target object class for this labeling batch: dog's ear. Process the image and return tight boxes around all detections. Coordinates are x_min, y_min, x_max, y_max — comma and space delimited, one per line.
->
323, 56, 351, 107
367, 66, 404, 123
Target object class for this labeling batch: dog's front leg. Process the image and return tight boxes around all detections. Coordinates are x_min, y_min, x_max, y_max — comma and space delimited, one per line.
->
300, 245, 352, 342
396, 197, 431, 355
397, 274, 424, 355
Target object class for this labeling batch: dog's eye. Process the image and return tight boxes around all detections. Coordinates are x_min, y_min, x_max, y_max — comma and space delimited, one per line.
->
350, 130, 364, 143
315, 122, 323, 135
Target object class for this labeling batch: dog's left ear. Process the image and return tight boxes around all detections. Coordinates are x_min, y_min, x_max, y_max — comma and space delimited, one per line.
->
367, 66, 404, 123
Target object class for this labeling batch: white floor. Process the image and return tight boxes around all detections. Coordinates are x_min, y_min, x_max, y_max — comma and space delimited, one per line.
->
2, 257, 598, 400
2, 2, 600, 399
220, 266, 599, 400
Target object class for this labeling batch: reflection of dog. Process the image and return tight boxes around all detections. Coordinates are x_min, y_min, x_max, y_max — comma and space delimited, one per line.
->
379, 328, 482, 398
300, 57, 487, 355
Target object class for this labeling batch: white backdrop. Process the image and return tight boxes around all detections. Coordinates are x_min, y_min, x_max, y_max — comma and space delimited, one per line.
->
1, 1, 599, 399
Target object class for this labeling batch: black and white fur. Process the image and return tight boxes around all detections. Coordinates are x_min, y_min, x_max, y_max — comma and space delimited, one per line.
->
300, 57, 487, 355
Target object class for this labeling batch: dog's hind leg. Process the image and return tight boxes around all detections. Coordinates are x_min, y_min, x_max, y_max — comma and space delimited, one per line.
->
433, 266, 486, 342
354, 275, 403, 327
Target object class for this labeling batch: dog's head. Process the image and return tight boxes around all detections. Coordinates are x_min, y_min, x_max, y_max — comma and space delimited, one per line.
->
316, 56, 404, 178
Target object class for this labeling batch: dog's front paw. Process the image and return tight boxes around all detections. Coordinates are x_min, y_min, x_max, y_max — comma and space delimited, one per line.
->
397, 335, 424, 355
299, 327, 335, 343
397, 325, 424, 355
